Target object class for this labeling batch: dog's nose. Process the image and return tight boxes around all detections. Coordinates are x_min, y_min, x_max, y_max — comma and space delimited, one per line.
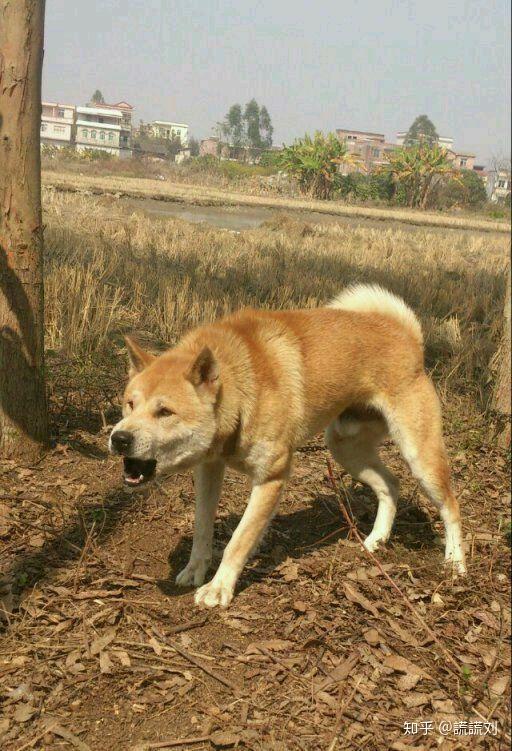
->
111, 430, 133, 454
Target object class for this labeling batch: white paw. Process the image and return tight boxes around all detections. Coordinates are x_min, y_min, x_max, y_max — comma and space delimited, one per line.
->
194, 574, 235, 609
176, 558, 210, 587
444, 555, 467, 577
363, 534, 385, 553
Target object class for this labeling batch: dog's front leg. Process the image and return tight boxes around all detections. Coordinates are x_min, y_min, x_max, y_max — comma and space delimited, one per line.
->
195, 468, 289, 608
176, 460, 225, 587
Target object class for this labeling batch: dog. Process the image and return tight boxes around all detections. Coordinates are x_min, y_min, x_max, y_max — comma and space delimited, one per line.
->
109, 284, 466, 608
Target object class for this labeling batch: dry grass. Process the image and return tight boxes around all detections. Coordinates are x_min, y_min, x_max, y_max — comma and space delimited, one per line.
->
43, 170, 511, 234
43, 189, 509, 411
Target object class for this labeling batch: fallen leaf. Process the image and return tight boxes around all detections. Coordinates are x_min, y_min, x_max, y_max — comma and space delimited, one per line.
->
489, 674, 509, 696
99, 651, 113, 674
343, 582, 379, 617
210, 730, 241, 747
402, 692, 431, 707
0, 503, 12, 536
246, 639, 294, 654
90, 627, 117, 655
363, 628, 380, 645
13, 703, 35, 723
397, 673, 421, 691
315, 651, 360, 691
383, 654, 428, 678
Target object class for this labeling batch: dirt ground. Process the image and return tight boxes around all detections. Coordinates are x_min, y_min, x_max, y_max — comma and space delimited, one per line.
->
0, 389, 510, 750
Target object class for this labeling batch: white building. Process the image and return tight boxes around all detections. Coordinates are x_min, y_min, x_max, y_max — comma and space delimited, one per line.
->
75, 105, 132, 158
396, 132, 454, 151
40, 102, 75, 147
487, 170, 511, 203
148, 120, 189, 146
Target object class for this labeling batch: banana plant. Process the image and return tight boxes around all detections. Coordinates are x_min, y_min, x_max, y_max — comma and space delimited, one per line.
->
381, 144, 462, 208
276, 132, 356, 199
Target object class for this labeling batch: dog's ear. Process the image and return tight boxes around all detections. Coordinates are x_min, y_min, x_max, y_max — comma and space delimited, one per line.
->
187, 347, 220, 392
125, 336, 155, 376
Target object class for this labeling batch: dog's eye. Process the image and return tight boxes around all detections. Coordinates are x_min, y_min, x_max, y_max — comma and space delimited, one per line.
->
157, 407, 174, 418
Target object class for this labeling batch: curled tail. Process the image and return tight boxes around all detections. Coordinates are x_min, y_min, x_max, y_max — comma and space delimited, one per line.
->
328, 284, 423, 345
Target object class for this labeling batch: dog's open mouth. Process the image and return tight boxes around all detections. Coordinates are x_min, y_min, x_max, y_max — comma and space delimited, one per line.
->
123, 458, 157, 486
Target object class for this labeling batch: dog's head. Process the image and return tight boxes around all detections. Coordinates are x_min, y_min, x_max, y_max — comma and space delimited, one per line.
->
109, 337, 221, 486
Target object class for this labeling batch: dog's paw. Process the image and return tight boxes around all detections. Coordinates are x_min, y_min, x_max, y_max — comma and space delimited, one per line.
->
194, 575, 235, 609
444, 556, 467, 577
363, 533, 386, 553
176, 558, 210, 587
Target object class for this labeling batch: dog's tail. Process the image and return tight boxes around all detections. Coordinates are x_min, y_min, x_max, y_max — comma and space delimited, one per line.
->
328, 284, 423, 345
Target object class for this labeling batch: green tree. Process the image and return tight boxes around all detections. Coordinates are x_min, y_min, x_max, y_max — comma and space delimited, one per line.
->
276, 131, 351, 199
260, 105, 273, 148
439, 169, 487, 209
244, 98, 262, 149
188, 136, 200, 157
227, 104, 244, 148
91, 89, 105, 105
383, 143, 459, 208
404, 115, 439, 147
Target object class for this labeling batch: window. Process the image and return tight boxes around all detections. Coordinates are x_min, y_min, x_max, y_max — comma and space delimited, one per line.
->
40, 123, 47, 131
57, 108, 65, 118
497, 180, 507, 188
91, 130, 96, 139
372, 148, 380, 157
54, 125, 65, 133
99, 131, 105, 140
82, 129, 88, 137
459, 158, 467, 167
108, 133, 114, 141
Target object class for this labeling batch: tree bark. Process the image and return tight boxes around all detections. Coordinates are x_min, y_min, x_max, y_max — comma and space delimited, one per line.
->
0, 0, 49, 459
493, 266, 511, 448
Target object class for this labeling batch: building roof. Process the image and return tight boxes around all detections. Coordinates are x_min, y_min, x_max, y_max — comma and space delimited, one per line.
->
77, 105, 122, 118
151, 120, 188, 128
42, 101, 75, 109
337, 128, 385, 139
104, 101, 134, 110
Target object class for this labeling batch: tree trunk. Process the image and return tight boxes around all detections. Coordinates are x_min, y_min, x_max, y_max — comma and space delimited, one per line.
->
493, 266, 511, 448
0, 0, 49, 459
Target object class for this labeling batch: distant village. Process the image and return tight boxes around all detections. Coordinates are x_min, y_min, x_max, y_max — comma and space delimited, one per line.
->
41, 98, 510, 203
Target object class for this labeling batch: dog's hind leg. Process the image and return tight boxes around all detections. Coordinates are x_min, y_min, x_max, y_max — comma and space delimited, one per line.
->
325, 412, 399, 552
378, 375, 466, 575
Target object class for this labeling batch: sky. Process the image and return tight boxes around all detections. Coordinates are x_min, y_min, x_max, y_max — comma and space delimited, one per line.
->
43, 0, 511, 164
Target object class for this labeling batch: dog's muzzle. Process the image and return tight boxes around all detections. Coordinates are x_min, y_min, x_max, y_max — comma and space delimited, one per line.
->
122, 457, 157, 486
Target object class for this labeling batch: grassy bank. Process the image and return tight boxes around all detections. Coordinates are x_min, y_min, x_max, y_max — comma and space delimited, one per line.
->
43, 170, 511, 234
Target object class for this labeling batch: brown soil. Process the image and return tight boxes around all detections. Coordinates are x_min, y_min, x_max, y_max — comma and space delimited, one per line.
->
0, 394, 510, 751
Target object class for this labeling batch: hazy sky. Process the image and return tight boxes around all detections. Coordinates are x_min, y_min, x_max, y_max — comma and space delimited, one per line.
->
43, 0, 511, 163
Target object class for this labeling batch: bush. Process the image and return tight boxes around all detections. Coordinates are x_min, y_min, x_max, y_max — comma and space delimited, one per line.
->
436, 169, 488, 209
338, 172, 395, 202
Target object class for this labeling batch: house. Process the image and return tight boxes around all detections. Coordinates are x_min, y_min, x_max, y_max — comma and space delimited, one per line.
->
99, 100, 134, 153
199, 137, 229, 158
448, 151, 476, 171
487, 170, 511, 202
75, 105, 132, 158
396, 132, 454, 150
336, 129, 397, 174
148, 121, 189, 146
40, 102, 76, 147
